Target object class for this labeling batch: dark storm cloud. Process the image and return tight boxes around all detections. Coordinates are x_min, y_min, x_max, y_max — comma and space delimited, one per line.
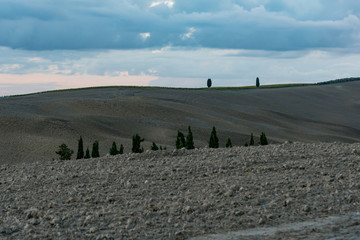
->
0, 0, 359, 50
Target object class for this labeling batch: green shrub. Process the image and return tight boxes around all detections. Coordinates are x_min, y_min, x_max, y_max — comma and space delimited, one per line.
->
56, 143, 74, 160
76, 136, 84, 159
186, 126, 195, 150
209, 126, 219, 148
91, 140, 100, 158
109, 141, 118, 155
151, 142, 159, 151
259, 132, 268, 145
119, 144, 124, 154
176, 131, 186, 149
132, 134, 144, 153
249, 133, 255, 146
84, 147, 90, 159
226, 137, 232, 148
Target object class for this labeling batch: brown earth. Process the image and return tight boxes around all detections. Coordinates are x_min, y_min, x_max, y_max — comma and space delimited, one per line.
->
0, 142, 359, 239
0, 81, 360, 164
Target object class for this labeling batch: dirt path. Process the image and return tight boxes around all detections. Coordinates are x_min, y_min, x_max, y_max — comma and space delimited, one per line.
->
1, 142, 359, 239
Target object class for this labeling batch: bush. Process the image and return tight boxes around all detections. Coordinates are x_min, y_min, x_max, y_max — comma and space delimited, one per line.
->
91, 140, 100, 158
56, 143, 74, 160
209, 126, 219, 148
249, 133, 255, 146
176, 131, 186, 149
119, 144, 124, 154
259, 132, 268, 145
185, 126, 195, 150
132, 134, 144, 153
76, 136, 84, 159
151, 142, 159, 151
226, 137, 232, 148
109, 141, 118, 155
84, 147, 90, 159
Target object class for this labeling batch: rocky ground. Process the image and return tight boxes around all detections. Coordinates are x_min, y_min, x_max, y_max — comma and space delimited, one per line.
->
1, 142, 359, 239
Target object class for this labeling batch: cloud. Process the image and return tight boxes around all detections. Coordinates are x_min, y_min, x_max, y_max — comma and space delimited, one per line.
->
0, 0, 359, 51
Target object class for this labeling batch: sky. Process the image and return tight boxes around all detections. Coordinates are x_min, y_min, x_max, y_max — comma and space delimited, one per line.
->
1, 0, 360, 95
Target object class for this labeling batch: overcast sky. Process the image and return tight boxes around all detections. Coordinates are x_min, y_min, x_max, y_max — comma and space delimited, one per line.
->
1, 0, 360, 95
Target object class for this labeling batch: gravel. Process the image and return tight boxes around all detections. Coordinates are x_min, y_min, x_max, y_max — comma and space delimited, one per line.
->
1, 142, 359, 239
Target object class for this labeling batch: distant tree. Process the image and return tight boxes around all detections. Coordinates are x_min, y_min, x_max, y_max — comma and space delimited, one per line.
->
226, 137, 232, 148
209, 126, 219, 148
76, 136, 84, 159
207, 78, 212, 88
119, 144, 124, 154
109, 141, 118, 156
56, 143, 74, 160
91, 140, 100, 158
245, 142, 249, 147
151, 142, 159, 151
84, 147, 91, 159
256, 77, 260, 88
176, 131, 186, 149
259, 132, 268, 145
185, 126, 195, 150
249, 133, 255, 146
132, 134, 144, 153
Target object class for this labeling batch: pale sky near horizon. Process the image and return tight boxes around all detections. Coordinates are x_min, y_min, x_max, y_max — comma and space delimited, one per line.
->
1, 0, 360, 96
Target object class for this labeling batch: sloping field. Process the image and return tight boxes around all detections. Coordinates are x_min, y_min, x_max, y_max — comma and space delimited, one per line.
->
0, 81, 360, 164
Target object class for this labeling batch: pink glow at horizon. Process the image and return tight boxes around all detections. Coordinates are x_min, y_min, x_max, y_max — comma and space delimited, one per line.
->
0, 73, 158, 96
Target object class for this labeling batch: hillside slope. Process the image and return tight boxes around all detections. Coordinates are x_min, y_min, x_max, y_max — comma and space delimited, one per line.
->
0, 81, 360, 164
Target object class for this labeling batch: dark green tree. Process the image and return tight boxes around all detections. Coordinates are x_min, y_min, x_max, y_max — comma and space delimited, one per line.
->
245, 142, 249, 147
109, 141, 118, 156
119, 144, 124, 154
176, 131, 186, 149
76, 136, 84, 159
256, 77, 260, 88
91, 140, 100, 158
209, 126, 219, 148
185, 126, 195, 150
207, 78, 212, 88
249, 133, 255, 146
56, 143, 74, 160
259, 132, 268, 145
132, 134, 144, 153
151, 142, 159, 151
226, 137, 232, 148
84, 147, 90, 159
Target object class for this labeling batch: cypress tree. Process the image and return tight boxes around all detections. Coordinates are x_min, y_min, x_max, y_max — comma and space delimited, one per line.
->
151, 142, 159, 151
256, 77, 260, 88
176, 131, 186, 149
209, 126, 219, 148
56, 143, 74, 160
84, 147, 90, 159
207, 78, 212, 88
249, 133, 255, 146
91, 140, 100, 158
260, 132, 268, 145
132, 134, 144, 153
119, 144, 124, 154
109, 141, 118, 156
226, 137, 232, 148
185, 126, 195, 150
76, 136, 84, 159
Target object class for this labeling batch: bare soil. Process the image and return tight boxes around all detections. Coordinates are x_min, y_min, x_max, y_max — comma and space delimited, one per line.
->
1, 142, 359, 239
1, 82, 360, 165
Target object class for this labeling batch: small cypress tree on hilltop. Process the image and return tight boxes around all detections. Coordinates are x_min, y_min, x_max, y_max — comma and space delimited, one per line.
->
176, 131, 186, 149
109, 141, 118, 156
259, 132, 268, 145
209, 126, 219, 148
226, 137, 232, 148
256, 77, 260, 88
207, 78, 212, 88
132, 134, 144, 153
185, 126, 195, 150
91, 140, 100, 158
76, 136, 84, 159
119, 144, 124, 154
249, 133, 255, 146
56, 143, 74, 160
84, 147, 90, 159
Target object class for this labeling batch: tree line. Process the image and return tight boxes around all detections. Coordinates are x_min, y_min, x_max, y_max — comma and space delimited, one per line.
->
56, 126, 268, 160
